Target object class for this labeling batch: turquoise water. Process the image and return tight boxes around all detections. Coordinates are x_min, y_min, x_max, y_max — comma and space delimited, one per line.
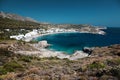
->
34, 27, 120, 54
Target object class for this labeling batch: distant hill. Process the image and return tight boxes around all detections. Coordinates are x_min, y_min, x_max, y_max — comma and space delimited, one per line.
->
0, 11, 101, 30
0, 17, 42, 29
0, 11, 44, 29
0, 11, 38, 23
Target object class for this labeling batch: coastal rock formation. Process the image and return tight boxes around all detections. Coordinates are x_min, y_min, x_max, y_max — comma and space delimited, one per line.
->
0, 41, 38, 52
38, 40, 50, 48
92, 44, 120, 56
70, 51, 88, 60
1, 40, 120, 60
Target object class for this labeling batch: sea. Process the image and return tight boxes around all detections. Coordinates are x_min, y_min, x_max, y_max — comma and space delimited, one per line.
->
34, 27, 120, 54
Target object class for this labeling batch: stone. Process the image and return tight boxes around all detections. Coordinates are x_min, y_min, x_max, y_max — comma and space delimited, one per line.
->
38, 40, 50, 48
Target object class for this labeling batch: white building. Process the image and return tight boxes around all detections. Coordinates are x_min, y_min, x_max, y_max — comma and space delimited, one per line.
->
24, 29, 38, 38
10, 29, 39, 41
10, 34, 24, 40
5, 29, 10, 31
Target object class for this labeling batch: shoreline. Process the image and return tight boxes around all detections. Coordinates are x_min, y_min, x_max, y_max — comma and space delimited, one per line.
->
29, 40, 89, 60
25, 30, 106, 42
15, 43, 89, 60
10, 26, 107, 42
33, 32, 79, 40
10, 28, 106, 60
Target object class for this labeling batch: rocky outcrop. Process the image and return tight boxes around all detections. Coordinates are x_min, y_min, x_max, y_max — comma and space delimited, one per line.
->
38, 40, 50, 48
91, 44, 120, 56
70, 51, 88, 60
6, 41, 38, 52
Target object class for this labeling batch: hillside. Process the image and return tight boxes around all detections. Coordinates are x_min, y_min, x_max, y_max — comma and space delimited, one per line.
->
0, 17, 42, 29
0, 11, 38, 22
0, 41, 120, 80
0, 11, 49, 29
0, 11, 104, 29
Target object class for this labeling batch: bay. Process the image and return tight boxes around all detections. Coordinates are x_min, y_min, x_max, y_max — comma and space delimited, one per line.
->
35, 27, 120, 54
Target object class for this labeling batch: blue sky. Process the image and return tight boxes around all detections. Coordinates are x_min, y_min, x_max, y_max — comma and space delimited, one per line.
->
0, 0, 120, 27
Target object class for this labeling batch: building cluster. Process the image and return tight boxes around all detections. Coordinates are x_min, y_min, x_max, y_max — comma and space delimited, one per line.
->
9, 28, 77, 41
9, 26, 106, 41
10, 29, 38, 40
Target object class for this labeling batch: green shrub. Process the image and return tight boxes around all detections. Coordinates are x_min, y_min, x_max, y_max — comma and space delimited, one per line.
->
88, 61, 105, 69
107, 58, 120, 66
110, 67, 120, 78
0, 48, 12, 57
47, 56, 59, 60
3, 61, 23, 72
19, 56, 33, 62
0, 67, 7, 75
29, 40, 38, 43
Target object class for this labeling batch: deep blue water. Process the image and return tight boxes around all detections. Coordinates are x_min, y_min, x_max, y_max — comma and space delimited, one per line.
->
35, 27, 120, 54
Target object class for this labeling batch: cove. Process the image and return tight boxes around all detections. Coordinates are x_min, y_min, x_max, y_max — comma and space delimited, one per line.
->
34, 27, 120, 54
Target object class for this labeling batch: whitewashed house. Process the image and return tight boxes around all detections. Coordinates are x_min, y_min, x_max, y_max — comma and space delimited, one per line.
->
24, 29, 38, 38
10, 34, 24, 40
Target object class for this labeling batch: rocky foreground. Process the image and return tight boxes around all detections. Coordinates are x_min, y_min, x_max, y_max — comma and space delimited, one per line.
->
1, 40, 88, 60
0, 40, 120, 80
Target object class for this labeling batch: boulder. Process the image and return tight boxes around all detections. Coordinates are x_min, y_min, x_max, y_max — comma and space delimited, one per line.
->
82, 47, 93, 55
38, 40, 50, 48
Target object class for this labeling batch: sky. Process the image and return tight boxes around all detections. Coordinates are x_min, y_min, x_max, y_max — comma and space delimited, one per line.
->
0, 0, 120, 27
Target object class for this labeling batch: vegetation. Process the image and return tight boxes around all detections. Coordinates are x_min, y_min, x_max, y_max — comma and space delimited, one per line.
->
88, 61, 106, 69
0, 29, 29, 40
18, 56, 33, 62
107, 58, 120, 66
0, 46, 120, 80
0, 67, 7, 75
0, 17, 46, 40
0, 17, 41, 29
3, 61, 23, 72
110, 66, 120, 79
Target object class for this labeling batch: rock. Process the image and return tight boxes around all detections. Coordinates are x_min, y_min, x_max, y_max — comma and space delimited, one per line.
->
92, 44, 120, 56
82, 47, 93, 55
70, 51, 88, 60
38, 40, 50, 48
